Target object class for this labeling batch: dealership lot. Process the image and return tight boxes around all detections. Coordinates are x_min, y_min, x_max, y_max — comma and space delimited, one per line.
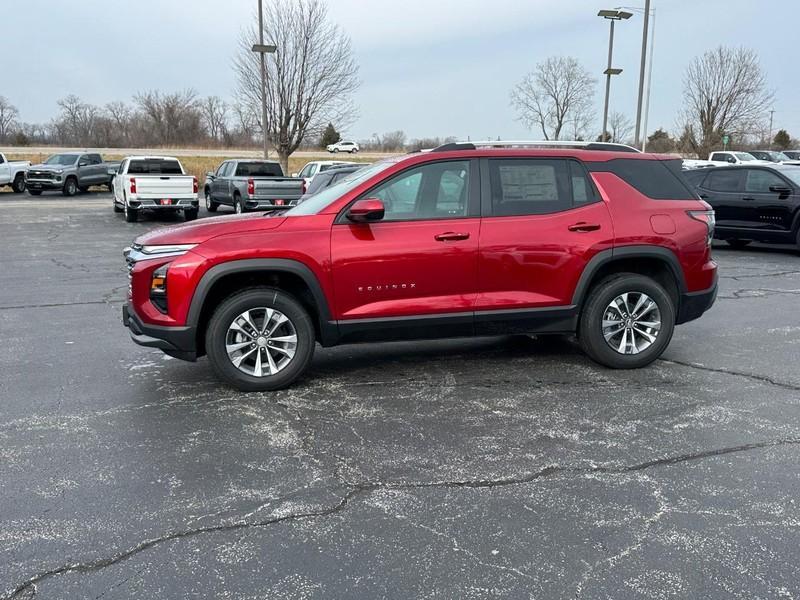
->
1, 194, 799, 598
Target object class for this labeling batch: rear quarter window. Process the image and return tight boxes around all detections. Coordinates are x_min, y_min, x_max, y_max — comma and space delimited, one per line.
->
587, 158, 697, 200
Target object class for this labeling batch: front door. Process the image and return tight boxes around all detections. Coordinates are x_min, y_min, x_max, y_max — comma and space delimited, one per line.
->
331, 159, 480, 333
742, 168, 797, 237
476, 158, 613, 333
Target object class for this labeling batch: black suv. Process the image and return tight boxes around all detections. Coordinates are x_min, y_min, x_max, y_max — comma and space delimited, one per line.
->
684, 164, 800, 248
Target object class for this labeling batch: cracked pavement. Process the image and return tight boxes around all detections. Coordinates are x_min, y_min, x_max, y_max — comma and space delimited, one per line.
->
1, 194, 799, 599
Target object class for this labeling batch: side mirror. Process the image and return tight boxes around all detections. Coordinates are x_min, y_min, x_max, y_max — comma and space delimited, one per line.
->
78, 161, 88, 167
727, 157, 736, 163
346, 198, 385, 223
769, 185, 792, 198
291, 172, 298, 178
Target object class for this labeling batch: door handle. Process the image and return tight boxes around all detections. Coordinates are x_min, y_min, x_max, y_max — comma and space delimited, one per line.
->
434, 232, 470, 241
743, 197, 755, 201
567, 222, 601, 232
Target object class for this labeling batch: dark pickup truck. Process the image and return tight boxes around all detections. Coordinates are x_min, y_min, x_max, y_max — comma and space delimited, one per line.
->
203, 159, 305, 214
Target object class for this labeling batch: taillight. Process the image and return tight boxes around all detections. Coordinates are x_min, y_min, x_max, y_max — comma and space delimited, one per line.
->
192, 176, 198, 194
688, 209, 715, 246
130, 177, 136, 194
247, 178, 254, 196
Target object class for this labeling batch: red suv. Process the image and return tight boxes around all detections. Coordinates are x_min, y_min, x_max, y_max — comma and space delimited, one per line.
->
123, 142, 717, 391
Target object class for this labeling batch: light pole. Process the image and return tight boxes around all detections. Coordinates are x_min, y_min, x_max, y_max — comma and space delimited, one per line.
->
617, 5, 656, 150
633, 0, 651, 148
252, 0, 276, 159
598, 9, 632, 142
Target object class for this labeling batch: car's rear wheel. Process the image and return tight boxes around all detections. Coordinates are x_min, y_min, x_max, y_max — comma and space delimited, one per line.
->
351, 148, 358, 154
206, 287, 315, 391
113, 198, 123, 213
205, 189, 218, 212
63, 178, 78, 197
234, 194, 245, 214
124, 201, 138, 222
12, 174, 25, 193
726, 239, 751, 249
578, 273, 675, 369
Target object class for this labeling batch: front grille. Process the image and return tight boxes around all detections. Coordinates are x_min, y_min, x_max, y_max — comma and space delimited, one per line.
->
27, 170, 54, 180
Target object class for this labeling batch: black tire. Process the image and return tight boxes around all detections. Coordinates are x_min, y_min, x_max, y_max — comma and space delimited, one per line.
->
62, 178, 78, 197
333, 148, 339, 153
205, 287, 316, 391
124, 202, 138, 222
726, 239, 751, 249
578, 273, 675, 369
12, 174, 25, 193
184, 208, 198, 221
113, 198, 123, 213
205, 189, 218, 212
351, 148, 358, 154
28, 189, 42, 196
234, 194, 245, 214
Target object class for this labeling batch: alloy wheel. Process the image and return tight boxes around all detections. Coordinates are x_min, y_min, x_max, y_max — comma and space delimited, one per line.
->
225, 307, 298, 377
601, 292, 662, 355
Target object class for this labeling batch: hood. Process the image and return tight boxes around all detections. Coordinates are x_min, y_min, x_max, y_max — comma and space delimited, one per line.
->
135, 213, 287, 246
29, 162, 69, 170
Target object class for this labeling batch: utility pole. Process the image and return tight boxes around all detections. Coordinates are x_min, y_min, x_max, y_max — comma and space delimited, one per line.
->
633, 0, 651, 149
768, 109, 775, 148
640, 8, 656, 152
252, 0, 276, 159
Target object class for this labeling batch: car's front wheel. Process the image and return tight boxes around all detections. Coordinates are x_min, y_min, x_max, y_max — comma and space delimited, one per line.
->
578, 273, 675, 369
12, 174, 25, 193
63, 178, 78, 197
205, 287, 315, 391
205, 189, 218, 212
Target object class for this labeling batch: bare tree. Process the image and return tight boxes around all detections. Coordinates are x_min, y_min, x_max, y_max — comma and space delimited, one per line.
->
510, 56, 596, 140
200, 96, 228, 143
680, 46, 774, 158
233, 0, 360, 172
105, 101, 134, 146
134, 89, 202, 145
607, 111, 634, 143
55, 95, 100, 146
0, 96, 19, 142
380, 130, 406, 152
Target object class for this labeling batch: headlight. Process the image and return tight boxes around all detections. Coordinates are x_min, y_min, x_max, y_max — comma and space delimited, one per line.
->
140, 244, 197, 257
150, 264, 169, 313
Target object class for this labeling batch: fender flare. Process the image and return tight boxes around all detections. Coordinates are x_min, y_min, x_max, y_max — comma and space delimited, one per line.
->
186, 258, 338, 345
571, 246, 687, 306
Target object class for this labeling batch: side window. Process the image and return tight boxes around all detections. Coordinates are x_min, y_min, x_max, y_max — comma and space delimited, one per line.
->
89, 154, 102, 165
489, 159, 571, 216
745, 169, 786, 193
710, 153, 723, 162
298, 164, 310, 178
367, 160, 470, 221
117, 160, 126, 175
568, 161, 597, 206
309, 164, 319, 177
0, 155, 5, 164
706, 169, 744, 192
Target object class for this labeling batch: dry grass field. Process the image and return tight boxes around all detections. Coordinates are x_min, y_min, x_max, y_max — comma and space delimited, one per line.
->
2, 152, 377, 192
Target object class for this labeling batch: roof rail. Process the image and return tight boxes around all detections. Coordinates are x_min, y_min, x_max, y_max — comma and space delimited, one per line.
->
431, 140, 641, 153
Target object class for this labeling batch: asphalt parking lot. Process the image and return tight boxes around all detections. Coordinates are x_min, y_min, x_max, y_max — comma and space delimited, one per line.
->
1, 192, 799, 599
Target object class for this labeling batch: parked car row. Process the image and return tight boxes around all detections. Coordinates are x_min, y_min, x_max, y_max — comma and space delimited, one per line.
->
684, 149, 800, 170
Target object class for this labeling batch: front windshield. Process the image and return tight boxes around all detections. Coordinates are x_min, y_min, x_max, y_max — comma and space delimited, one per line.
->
734, 153, 756, 161
286, 159, 399, 215
44, 154, 78, 166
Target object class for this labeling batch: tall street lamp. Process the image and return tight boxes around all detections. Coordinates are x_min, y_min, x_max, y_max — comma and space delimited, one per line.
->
617, 4, 656, 150
252, 0, 276, 159
598, 9, 632, 142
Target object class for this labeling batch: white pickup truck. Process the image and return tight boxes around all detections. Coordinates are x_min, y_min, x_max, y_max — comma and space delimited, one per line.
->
0, 152, 30, 193
112, 156, 199, 222
707, 151, 770, 166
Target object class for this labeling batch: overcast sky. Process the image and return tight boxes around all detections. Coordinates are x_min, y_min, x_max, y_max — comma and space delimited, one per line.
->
3, 0, 799, 142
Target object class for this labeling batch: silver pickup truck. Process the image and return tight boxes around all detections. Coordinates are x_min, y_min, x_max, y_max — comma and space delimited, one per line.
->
203, 159, 305, 214
25, 152, 117, 196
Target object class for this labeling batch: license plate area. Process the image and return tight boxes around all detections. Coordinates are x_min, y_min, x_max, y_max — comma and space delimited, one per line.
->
160, 199, 172, 206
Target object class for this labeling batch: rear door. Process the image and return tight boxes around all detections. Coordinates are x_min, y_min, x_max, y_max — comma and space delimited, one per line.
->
331, 159, 480, 327
697, 168, 748, 228
742, 167, 797, 236
476, 158, 613, 332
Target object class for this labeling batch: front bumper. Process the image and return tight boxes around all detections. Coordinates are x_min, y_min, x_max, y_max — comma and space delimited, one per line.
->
123, 303, 198, 361
676, 281, 717, 324
25, 179, 63, 190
